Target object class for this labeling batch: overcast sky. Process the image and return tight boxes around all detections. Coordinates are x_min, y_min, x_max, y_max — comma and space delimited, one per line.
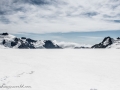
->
0, 0, 120, 44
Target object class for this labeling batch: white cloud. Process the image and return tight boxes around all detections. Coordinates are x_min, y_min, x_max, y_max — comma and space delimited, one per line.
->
0, 0, 120, 34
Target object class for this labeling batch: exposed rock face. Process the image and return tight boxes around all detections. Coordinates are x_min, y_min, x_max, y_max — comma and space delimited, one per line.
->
26, 38, 37, 43
17, 38, 37, 49
2, 40, 6, 44
43, 40, 61, 49
11, 38, 19, 47
11, 41, 18, 47
21, 37, 26, 39
92, 37, 114, 48
14, 38, 19, 42
117, 37, 120, 40
18, 42, 35, 49
1, 33, 9, 35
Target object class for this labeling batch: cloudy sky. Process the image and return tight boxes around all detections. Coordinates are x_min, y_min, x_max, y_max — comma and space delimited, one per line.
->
0, 0, 120, 44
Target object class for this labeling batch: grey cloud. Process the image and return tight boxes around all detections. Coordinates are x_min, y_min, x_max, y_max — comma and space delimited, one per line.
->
82, 12, 98, 17
113, 20, 120, 23
19, 16, 26, 19
110, 0, 120, 2
103, 14, 120, 18
0, 0, 65, 24
0, 0, 120, 33
0, 16, 10, 24
12, 0, 62, 6
0, 1, 25, 15
12, 0, 50, 5
0, 11, 5, 15
66, 11, 98, 18
106, 20, 120, 23
0, 0, 59, 15
103, 15, 116, 18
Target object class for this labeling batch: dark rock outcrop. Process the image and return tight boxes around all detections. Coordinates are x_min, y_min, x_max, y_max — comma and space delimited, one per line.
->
21, 37, 26, 39
43, 40, 61, 49
92, 37, 113, 48
2, 40, 6, 44
11, 38, 20, 47
18, 42, 35, 49
117, 37, 120, 40
1, 33, 9, 35
14, 38, 19, 42
26, 38, 37, 43
11, 41, 18, 47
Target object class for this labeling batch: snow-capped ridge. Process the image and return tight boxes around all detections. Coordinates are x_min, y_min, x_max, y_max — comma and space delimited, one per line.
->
0, 33, 119, 49
0, 33, 62, 49
92, 36, 120, 49
0, 32, 90, 49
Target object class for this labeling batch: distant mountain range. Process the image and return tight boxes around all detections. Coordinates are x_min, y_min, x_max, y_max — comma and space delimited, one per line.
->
0, 33, 120, 49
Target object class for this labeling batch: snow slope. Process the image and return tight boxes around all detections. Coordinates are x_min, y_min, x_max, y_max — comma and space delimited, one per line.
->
107, 39, 120, 49
0, 50, 120, 90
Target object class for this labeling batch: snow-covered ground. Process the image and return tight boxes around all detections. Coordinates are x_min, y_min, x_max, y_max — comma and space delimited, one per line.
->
0, 50, 120, 90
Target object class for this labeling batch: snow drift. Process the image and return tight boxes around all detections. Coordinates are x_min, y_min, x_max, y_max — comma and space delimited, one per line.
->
0, 50, 120, 90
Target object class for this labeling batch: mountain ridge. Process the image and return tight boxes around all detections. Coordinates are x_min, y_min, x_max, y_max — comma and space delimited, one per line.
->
91, 36, 120, 49
0, 33, 120, 49
0, 33, 90, 49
